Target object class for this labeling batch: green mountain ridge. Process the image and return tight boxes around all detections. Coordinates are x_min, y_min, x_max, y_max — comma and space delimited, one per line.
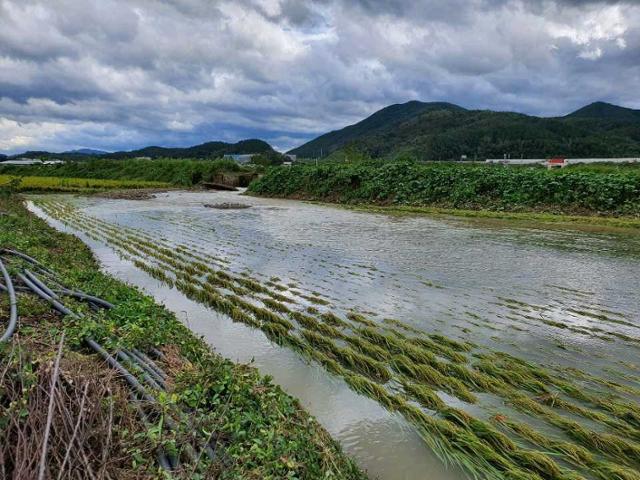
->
289, 101, 640, 160
566, 101, 640, 121
4, 139, 275, 161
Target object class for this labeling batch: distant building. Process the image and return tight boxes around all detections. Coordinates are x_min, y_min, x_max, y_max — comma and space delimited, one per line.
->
282, 161, 293, 167
285, 154, 297, 162
134, 156, 152, 160
486, 158, 545, 165
1, 158, 43, 166
223, 154, 256, 164
43, 159, 65, 165
546, 157, 566, 169
486, 157, 640, 168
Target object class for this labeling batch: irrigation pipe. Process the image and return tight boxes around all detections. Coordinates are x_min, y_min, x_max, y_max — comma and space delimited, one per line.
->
127, 349, 167, 388
58, 289, 115, 309
24, 269, 114, 310
25, 269, 58, 299
116, 350, 164, 391
129, 394, 174, 471
18, 273, 80, 319
133, 349, 168, 380
7, 250, 216, 467
86, 338, 201, 464
0, 257, 18, 343
0, 248, 55, 274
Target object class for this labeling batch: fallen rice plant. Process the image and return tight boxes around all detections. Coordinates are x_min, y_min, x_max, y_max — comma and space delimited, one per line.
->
33, 197, 640, 480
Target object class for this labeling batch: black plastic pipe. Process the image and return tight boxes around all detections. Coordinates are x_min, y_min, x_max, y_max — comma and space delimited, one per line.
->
133, 349, 168, 380
117, 350, 164, 391
127, 349, 167, 388
18, 273, 80, 319
128, 393, 174, 471
0, 257, 18, 343
24, 269, 58, 299
58, 289, 115, 310
13, 257, 213, 465
0, 248, 55, 274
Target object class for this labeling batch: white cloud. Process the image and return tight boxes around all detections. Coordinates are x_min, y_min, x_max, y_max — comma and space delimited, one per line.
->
0, 0, 638, 154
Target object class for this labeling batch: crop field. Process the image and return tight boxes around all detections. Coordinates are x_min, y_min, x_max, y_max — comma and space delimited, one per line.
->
248, 162, 640, 216
0, 158, 246, 186
32, 195, 640, 480
0, 174, 170, 192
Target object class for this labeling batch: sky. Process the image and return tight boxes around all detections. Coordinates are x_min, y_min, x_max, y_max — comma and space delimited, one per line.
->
0, 0, 639, 154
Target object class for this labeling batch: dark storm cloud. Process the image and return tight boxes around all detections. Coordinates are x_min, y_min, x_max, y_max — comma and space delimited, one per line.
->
0, 0, 638, 153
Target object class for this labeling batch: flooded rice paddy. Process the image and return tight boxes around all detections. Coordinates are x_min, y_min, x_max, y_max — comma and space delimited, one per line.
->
29, 191, 640, 480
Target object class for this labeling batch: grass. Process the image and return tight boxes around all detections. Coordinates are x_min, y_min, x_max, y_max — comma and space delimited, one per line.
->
0, 174, 169, 192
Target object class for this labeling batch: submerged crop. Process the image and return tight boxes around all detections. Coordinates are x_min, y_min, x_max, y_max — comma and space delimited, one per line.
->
34, 197, 640, 480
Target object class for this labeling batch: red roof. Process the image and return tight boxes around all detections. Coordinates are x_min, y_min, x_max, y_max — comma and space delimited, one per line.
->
548, 157, 566, 164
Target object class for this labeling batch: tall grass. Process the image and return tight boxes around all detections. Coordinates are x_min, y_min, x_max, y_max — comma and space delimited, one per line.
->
0, 174, 169, 192
0, 158, 244, 186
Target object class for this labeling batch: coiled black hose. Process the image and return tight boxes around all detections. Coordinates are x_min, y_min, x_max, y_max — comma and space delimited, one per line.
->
5, 249, 217, 468
0, 257, 18, 343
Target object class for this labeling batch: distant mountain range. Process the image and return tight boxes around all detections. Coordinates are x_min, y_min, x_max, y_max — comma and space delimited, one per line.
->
64, 148, 110, 156
289, 101, 640, 160
3, 102, 640, 162
4, 139, 275, 161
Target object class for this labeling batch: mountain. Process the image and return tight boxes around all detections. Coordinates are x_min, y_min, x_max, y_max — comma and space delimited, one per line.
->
5, 139, 275, 160
290, 101, 640, 160
103, 139, 274, 159
289, 101, 465, 158
63, 148, 109, 156
566, 101, 640, 122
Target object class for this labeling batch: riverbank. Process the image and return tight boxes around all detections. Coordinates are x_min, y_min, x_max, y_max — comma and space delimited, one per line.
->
247, 162, 640, 223
331, 203, 640, 231
0, 194, 367, 479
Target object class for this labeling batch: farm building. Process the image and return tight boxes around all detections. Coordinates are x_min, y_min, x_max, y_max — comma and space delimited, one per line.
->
223, 154, 256, 164
0, 158, 44, 166
486, 157, 640, 168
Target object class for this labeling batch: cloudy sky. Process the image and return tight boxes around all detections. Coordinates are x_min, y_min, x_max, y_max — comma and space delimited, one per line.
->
0, 0, 638, 154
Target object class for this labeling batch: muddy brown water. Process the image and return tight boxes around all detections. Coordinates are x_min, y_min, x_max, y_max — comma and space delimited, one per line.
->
29, 191, 640, 480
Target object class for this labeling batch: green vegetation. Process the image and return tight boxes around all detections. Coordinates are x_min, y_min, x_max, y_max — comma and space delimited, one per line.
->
0, 158, 250, 186
248, 161, 640, 216
8, 138, 275, 161
0, 195, 366, 479
0, 174, 169, 192
289, 100, 640, 160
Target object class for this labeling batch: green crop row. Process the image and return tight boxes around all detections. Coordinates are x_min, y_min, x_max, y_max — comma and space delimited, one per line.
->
0, 158, 247, 186
248, 162, 640, 215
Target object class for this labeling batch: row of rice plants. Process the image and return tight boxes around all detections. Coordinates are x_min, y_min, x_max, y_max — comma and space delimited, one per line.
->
35, 198, 640, 480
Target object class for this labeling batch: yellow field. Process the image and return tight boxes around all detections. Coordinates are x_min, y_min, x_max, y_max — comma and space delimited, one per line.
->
0, 175, 170, 192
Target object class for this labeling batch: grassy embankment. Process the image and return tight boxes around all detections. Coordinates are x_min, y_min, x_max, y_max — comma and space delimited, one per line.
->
0, 193, 366, 479
0, 158, 251, 187
248, 162, 640, 228
0, 174, 170, 193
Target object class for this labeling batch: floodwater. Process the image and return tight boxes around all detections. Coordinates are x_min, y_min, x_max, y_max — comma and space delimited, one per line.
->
29, 191, 640, 480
